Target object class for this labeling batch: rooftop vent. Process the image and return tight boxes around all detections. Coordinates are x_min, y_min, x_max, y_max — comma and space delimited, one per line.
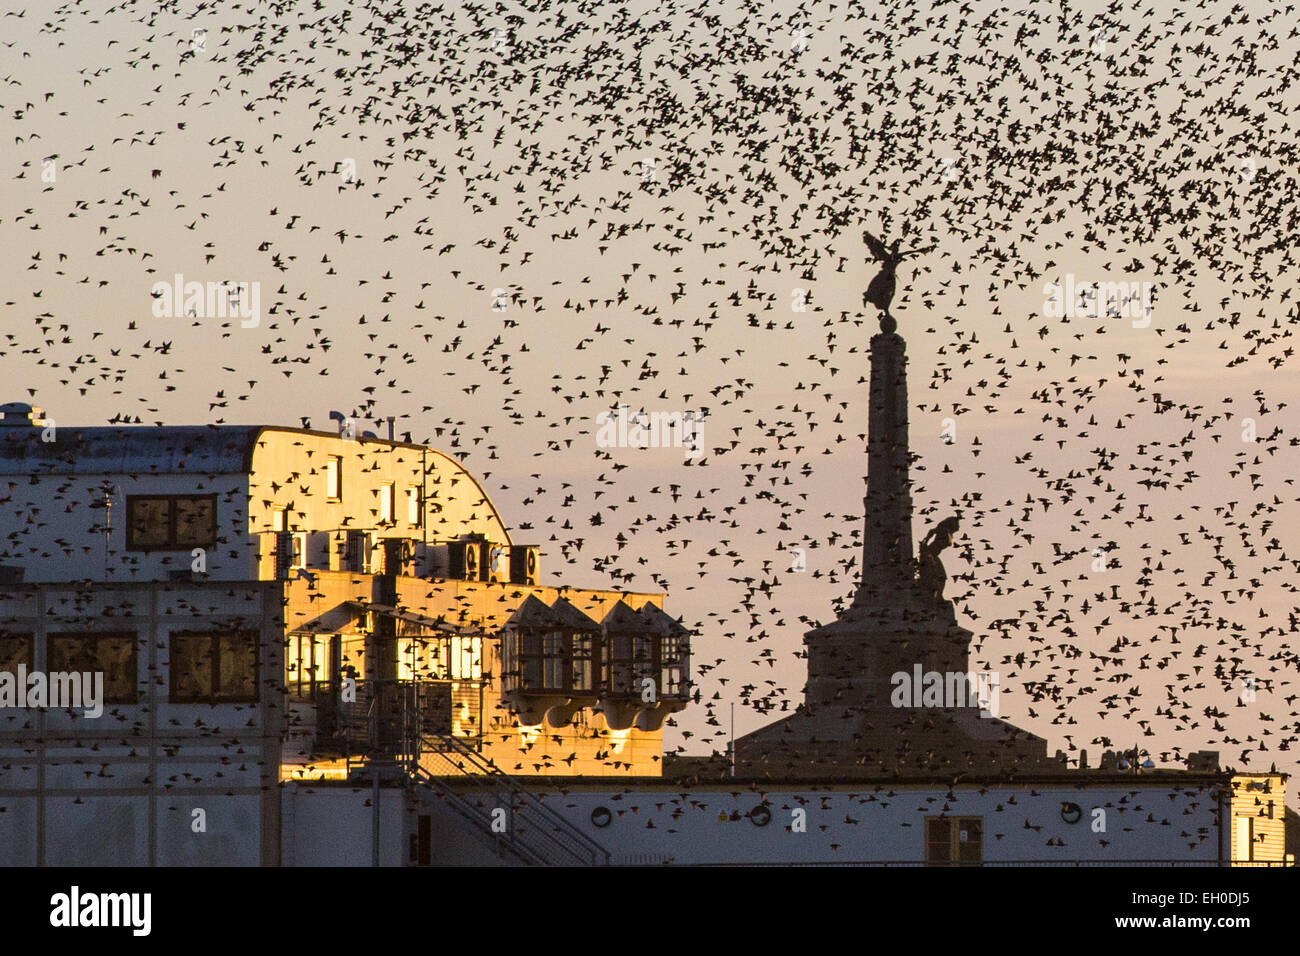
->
1187, 750, 1220, 772
0, 403, 45, 427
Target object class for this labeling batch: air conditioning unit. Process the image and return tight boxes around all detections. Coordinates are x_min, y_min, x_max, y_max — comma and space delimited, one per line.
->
345, 530, 375, 573
381, 537, 416, 575
509, 545, 539, 586
1187, 750, 1220, 772
447, 540, 482, 581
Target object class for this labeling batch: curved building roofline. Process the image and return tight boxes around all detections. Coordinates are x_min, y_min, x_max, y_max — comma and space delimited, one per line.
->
0, 422, 512, 544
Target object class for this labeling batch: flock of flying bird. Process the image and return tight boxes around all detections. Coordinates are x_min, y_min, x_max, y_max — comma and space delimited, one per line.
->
3, 0, 1300, 793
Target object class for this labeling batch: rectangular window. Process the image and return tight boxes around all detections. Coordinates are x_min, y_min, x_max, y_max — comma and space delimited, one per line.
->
48, 632, 138, 704
169, 630, 259, 703
570, 631, 594, 693
286, 633, 325, 702
407, 485, 421, 527
1236, 817, 1253, 861
345, 530, 372, 573
925, 817, 984, 866
607, 633, 634, 694
273, 532, 304, 580
510, 630, 592, 694
926, 817, 952, 865
325, 456, 342, 501
956, 818, 983, 864
126, 495, 217, 551
542, 632, 566, 691
450, 636, 481, 681
517, 631, 543, 690
0, 631, 34, 673
379, 483, 395, 525
271, 508, 287, 533
661, 633, 688, 697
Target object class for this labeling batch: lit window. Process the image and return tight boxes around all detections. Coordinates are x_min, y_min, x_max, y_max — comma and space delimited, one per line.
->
169, 630, 259, 703
126, 495, 217, 551
286, 633, 326, 702
325, 456, 342, 501
271, 508, 286, 532
379, 483, 394, 524
1236, 817, 1253, 861
407, 485, 421, 526
48, 632, 138, 704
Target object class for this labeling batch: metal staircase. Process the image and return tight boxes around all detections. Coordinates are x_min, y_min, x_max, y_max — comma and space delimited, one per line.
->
340, 678, 609, 866
413, 732, 610, 866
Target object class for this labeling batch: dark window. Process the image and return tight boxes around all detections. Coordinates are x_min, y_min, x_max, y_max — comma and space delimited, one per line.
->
169, 630, 259, 703
925, 816, 983, 866
511, 630, 594, 694
570, 631, 594, 693
605, 632, 655, 696
607, 633, 634, 694
661, 633, 688, 697
517, 630, 544, 690
126, 495, 217, 551
0, 631, 34, 673
47, 632, 138, 704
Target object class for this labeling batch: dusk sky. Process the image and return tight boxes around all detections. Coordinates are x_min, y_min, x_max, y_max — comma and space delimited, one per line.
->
3, 0, 1298, 797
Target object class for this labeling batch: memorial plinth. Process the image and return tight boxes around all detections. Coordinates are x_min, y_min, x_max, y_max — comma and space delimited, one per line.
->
735, 329, 1049, 778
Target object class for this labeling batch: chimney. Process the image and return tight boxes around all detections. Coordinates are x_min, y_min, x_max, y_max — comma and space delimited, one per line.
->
387, 416, 395, 441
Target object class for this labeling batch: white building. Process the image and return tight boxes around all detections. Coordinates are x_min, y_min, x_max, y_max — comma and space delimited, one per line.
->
0, 403, 1288, 866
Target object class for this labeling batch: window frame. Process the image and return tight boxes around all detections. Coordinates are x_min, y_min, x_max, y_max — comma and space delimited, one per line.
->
325, 456, 343, 502
286, 632, 328, 703
510, 628, 596, 695
604, 631, 656, 697
47, 631, 139, 705
925, 816, 984, 867
0, 631, 34, 673
125, 493, 218, 552
168, 629, 260, 704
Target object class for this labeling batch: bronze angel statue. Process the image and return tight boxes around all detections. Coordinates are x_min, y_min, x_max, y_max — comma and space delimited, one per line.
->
916, 515, 961, 601
863, 230, 935, 333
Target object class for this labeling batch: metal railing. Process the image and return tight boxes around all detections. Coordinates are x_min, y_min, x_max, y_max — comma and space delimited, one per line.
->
340, 678, 609, 866
413, 732, 610, 866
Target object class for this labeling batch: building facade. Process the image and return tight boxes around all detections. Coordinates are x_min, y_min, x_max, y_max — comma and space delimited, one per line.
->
0, 404, 690, 864
0, 401, 1289, 866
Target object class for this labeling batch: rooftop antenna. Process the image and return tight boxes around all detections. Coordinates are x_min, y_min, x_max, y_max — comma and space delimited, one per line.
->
103, 483, 121, 579
730, 702, 735, 778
